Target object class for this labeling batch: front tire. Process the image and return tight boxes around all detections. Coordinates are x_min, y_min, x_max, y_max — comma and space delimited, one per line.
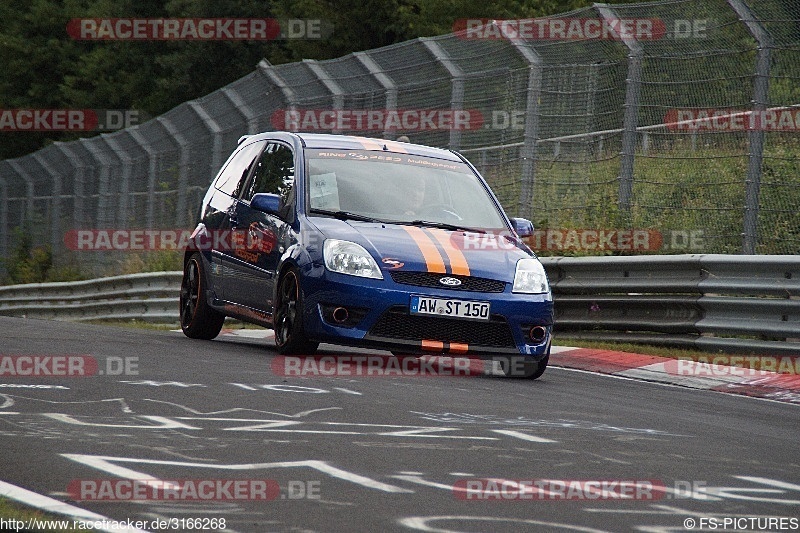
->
274, 269, 319, 355
180, 253, 225, 340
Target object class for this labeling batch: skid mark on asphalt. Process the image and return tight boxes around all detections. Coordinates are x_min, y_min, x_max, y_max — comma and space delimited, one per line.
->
410, 412, 690, 437
141, 400, 344, 418
0, 394, 132, 412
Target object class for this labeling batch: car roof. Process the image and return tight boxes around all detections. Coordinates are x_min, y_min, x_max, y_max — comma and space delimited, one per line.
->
239, 132, 462, 162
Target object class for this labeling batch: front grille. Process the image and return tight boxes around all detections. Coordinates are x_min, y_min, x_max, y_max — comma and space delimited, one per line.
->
390, 271, 506, 293
369, 306, 516, 348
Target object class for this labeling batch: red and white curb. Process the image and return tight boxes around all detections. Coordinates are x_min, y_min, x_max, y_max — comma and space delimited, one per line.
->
203, 329, 800, 404
551, 346, 800, 405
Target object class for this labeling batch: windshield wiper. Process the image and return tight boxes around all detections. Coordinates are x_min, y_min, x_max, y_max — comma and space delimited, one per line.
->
407, 220, 486, 233
309, 208, 385, 224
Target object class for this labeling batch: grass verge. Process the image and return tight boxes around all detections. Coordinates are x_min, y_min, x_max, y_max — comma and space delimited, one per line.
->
83, 318, 263, 330
0, 497, 93, 532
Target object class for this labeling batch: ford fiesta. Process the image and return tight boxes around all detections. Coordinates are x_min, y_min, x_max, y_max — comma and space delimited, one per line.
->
180, 132, 553, 378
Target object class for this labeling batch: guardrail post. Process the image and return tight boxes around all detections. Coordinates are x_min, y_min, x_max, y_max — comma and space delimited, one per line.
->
421, 38, 464, 151
156, 117, 191, 227
80, 138, 116, 228
222, 87, 261, 135
100, 135, 133, 227
258, 59, 298, 131
0, 172, 7, 270
6, 160, 35, 226
127, 127, 158, 228
353, 51, 398, 140
726, 0, 772, 255
596, 3, 643, 215
498, 23, 544, 220
188, 101, 224, 179
54, 143, 87, 229
32, 152, 63, 254
303, 59, 345, 134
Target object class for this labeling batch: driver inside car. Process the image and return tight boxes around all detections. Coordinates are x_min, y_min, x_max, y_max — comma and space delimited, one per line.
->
402, 174, 428, 217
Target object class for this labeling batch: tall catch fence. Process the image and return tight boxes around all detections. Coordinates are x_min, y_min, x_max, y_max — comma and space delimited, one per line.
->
1, 0, 798, 277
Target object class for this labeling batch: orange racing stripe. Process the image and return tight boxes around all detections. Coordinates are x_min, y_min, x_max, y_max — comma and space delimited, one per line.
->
402, 226, 446, 273
356, 137, 384, 151
383, 140, 408, 153
353, 136, 408, 154
427, 228, 470, 277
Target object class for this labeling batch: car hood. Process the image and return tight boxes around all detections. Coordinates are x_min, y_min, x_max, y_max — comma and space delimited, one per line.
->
309, 216, 534, 283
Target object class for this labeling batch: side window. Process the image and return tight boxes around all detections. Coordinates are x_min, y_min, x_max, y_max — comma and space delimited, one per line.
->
213, 140, 266, 197
242, 143, 295, 207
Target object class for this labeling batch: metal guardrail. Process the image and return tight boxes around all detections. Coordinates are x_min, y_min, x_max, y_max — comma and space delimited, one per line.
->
2, 0, 799, 267
0, 255, 798, 354
0, 271, 181, 322
540, 255, 800, 355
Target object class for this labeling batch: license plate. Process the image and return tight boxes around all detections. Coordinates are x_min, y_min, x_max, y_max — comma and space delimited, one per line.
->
410, 295, 490, 321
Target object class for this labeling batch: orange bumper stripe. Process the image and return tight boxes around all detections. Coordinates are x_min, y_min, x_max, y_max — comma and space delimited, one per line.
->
403, 226, 446, 273
449, 342, 469, 354
421, 340, 444, 351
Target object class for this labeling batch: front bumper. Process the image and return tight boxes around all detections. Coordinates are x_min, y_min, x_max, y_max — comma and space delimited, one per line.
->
298, 264, 554, 360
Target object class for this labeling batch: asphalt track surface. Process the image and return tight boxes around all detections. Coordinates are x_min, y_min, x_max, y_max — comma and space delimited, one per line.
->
1, 316, 798, 532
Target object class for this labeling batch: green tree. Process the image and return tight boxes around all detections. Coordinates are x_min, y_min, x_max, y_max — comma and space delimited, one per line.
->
2, 227, 53, 284
0, 0, 643, 160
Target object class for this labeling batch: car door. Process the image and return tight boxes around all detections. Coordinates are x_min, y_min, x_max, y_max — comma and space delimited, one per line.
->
223, 141, 296, 311
202, 139, 266, 300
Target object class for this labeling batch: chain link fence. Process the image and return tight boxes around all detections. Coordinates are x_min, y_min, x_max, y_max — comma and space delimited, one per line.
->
1, 0, 798, 277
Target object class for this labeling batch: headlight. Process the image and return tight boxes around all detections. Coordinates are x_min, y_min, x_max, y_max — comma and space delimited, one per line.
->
323, 239, 383, 279
512, 258, 550, 294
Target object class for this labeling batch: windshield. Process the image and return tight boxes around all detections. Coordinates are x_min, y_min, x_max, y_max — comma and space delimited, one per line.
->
304, 149, 507, 230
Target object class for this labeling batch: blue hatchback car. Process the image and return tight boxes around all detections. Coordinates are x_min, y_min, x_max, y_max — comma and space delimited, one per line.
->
180, 132, 553, 378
